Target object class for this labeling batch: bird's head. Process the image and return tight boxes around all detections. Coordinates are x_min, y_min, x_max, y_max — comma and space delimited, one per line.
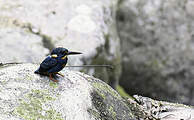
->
51, 47, 82, 59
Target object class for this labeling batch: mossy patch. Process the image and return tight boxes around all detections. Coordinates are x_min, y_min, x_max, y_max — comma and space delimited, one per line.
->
89, 90, 135, 120
25, 75, 34, 81
89, 91, 115, 120
108, 106, 116, 118
14, 89, 63, 120
116, 85, 133, 99
49, 82, 58, 88
89, 78, 136, 119
92, 81, 120, 99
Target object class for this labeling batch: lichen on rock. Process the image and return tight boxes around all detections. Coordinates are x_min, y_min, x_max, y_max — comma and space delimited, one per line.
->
0, 63, 137, 120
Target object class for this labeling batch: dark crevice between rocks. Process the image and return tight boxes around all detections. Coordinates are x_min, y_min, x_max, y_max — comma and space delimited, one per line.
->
104, 34, 110, 55
41, 35, 55, 52
27, 24, 55, 52
12, 21, 55, 52
94, 34, 120, 90
82, 44, 110, 84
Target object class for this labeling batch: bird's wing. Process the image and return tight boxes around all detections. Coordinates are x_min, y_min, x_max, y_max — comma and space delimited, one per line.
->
40, 56, 57, 70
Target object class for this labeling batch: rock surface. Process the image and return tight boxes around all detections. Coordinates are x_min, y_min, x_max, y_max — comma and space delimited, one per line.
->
117, 0, 194, 105
0, 21, 49, 63
132, 95, 194, 120
1, 63, 194, 120
0, 63, 135, 120
0, 0, 121, 89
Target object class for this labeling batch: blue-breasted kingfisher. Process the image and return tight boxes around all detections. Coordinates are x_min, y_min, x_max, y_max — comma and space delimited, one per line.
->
35, 47, 82, 82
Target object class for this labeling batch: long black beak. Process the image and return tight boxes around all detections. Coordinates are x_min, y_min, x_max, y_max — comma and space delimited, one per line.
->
67, 51, 82, 55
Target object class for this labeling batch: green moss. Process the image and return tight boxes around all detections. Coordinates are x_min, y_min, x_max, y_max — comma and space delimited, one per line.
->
96, 90, 106, 100
79, 69, 85, 73
92, 81, 120, 99
87, 108, 101, 119
25, 75, 33, 81
116, 85, 133, 99
90, 91, 110, 119
108, 106, 116, 119
49, 82, 58, 88
14, 89, 62, 120
149, 59, 160, 69
90, 79, 136, 119
0, 80, 7, 85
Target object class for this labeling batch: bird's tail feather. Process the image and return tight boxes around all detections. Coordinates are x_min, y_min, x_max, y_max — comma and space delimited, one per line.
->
34, 69, 40, 74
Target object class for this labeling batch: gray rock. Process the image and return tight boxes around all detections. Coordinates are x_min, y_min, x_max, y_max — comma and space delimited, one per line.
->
0, 21, 49, 63
0, 0, 121, 89
133, 95, 194, 120
117, 0, 194, 104
0, 63, 135, 120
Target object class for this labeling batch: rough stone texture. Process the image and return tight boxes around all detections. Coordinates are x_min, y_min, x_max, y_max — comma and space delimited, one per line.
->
1, 63, 194, 119
0, 0, 121, 89
117, 0, 194, 105
0, 63, 135, 120
132, 95, 194, 120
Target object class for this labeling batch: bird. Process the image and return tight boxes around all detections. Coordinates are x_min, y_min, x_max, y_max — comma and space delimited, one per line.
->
35, 47, 82, 82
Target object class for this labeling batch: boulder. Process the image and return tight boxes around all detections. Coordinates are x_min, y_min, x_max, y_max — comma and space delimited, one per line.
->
1, 63, 194, 119
0, 20, 49, 63
0, 63, 135, 120
132, 95, 194, 119
0, 0, 121, 89
117, 0, 194, 104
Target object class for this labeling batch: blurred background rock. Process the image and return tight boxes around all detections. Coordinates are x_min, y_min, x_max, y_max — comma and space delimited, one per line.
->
117, 0, 194, 105
1, 0, 194, 105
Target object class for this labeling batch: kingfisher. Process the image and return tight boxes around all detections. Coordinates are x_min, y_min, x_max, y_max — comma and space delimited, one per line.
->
35, 47, 82, 82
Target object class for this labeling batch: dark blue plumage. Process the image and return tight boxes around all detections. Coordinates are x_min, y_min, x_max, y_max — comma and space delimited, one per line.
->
35, 47, 81, 82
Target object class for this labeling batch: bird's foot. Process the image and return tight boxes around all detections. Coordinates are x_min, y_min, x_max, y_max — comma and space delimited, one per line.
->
49, 74, 59, 82
50, 78, 59, 82
56, 72, 64, 77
